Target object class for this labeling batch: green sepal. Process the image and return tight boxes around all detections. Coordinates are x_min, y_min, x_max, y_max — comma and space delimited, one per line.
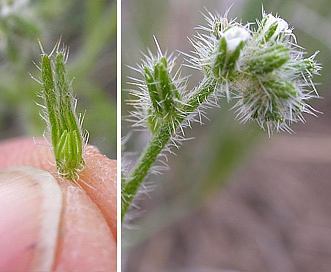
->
242, 89, 284, 123
41, 54, 61, 146
54, 130, 84, 180
225, 40, 245, 74
213, 37, 246, 80
213, 36, 227, 78
144, 66, 162, 113
257, 15, 279, 43
263, 79, 297, 99
143, 56, 182, 133
260, 21, 279, 43
247, 44, 290, 74
287, 57, 320, 77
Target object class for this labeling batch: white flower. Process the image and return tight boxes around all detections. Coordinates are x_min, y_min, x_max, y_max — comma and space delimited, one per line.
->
223, 26, 250, 53
258, 13, 292, 43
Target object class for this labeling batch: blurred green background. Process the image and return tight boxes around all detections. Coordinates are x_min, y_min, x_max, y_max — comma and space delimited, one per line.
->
0, 0, 117, 158
122, 0, 331, 271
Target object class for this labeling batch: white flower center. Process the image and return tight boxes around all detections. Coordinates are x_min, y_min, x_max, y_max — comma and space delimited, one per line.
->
223, 26, 250, 52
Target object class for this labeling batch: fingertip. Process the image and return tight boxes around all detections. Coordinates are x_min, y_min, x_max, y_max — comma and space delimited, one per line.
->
0, 166, 62, 271
78, 145, 117, 239
0, 138, 118, 269
0, 138, 118, 239
53, 178, 117, 271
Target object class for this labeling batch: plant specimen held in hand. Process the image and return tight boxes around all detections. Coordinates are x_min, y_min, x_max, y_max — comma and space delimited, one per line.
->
122, 9, 321, 221
34, 39, 87, 182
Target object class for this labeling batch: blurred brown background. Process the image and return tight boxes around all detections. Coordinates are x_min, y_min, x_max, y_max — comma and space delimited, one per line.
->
122, 0, 331, 271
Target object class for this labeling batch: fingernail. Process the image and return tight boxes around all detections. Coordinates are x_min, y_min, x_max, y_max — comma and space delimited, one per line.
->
0, 166, 62, 271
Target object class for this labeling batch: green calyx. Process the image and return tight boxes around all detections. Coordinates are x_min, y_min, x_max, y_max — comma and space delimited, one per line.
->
40, 41, 85, 180
257, 14, 289, 44
247, 44, 290, 74
263, 79, 297, 99
143, 56, 182, 133
241, 76, 300, 123
213, 36, 246, 80
287, 57, 320, 77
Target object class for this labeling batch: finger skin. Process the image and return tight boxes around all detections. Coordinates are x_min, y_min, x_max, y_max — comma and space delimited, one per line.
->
0, 170, 42, 271
79, 146, 117, 239
53, 178, 116, 271
0, 166, 63, 271
0, 137, 117, 271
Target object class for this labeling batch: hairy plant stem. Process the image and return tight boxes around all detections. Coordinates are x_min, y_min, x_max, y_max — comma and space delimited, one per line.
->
122, 78, 217, 221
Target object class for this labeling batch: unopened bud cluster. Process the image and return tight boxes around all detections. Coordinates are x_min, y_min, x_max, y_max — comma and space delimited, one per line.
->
128, 45, 188, 134
143, 56, 183, 133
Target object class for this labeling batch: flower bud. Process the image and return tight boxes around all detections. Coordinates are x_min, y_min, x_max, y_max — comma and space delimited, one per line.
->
263, 78, 297, 99
39, 40, 85, 181
143, 56, 182, 132
224, 26, 251, 53
236, 74, 305, 134
213, 26, 250, 78
287, 54, 321, 78
247, 44, 290, 74
257, 14, 292, 43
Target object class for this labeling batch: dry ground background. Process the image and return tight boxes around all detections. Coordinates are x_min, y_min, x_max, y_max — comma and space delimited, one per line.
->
123, 94, 331, 272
